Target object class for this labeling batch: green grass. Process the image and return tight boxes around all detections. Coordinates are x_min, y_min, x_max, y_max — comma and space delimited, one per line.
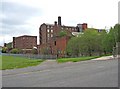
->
57, 56, 100, 63
0, 55, 43, 70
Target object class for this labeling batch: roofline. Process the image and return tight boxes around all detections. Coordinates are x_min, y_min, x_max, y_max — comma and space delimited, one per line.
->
13, 35, 37, 38
40, 23, 76, 28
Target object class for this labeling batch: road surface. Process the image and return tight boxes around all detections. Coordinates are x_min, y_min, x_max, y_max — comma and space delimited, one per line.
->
2, 58, 118, 87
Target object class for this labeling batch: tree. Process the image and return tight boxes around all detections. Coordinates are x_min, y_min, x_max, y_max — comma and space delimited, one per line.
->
66, 24, 119, 57
66, 37, 80, 56
59, 30, 67, 37
67, 28, 106, 56
113, 24, 120, 42
78, 28, 104, 56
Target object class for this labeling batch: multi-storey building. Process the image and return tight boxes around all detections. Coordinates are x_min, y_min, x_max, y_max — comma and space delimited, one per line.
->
13, 35, 37, 53
39, 16, 87, 57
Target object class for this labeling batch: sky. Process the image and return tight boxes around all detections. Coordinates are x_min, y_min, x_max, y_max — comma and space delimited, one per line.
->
0, 0, 119, 46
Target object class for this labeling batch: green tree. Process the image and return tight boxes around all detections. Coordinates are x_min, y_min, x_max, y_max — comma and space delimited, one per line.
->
79, 29, 103, 56
113, 24, 120, 42
59, 30, 67, 37
66, 24, 119, 57
66, 37, 80, 56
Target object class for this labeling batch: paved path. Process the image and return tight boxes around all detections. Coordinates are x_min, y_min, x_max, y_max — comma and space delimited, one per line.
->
2, 56, 118, 87
92, 55, 114, 60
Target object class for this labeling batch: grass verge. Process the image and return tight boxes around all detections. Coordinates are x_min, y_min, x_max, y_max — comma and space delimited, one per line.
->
0, 55, 43, 70
57, 56, 100, 63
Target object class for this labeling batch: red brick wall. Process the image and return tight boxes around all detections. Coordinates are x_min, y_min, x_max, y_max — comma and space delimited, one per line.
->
13, 36, 37, 50
50, 36, 70, 57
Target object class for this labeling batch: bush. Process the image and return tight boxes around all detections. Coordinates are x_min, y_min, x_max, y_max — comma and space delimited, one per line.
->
32, 49, 38, 54
10, 49, 20, 54
2, 47, 8, 53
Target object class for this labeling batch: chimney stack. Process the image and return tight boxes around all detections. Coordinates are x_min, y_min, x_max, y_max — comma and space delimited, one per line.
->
54, 21, 57, 25
13, 37, 15, 48
58, 16, 61, 26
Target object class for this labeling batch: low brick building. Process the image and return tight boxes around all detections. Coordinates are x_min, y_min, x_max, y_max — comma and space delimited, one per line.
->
13, 35, 37, 53
52, 36, 71, 57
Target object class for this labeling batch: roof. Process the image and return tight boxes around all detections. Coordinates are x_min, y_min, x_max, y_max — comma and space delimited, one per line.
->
42, 23, 54, 26
41, 23, 76, 28
14, 35, 37, 38
62, 25, 76, 28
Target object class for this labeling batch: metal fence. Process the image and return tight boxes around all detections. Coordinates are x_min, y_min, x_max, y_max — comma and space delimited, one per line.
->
2, 53, 57, 60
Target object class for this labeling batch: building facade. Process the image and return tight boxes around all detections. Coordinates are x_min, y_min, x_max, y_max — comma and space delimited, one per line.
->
13, 35, 37, 53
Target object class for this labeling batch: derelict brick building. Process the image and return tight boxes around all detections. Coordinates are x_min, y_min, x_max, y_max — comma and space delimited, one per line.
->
39, 16, 87, 57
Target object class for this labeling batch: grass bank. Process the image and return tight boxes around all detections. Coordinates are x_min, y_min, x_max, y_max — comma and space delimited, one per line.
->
57, 56, 100, 63
0, 55, 43, 70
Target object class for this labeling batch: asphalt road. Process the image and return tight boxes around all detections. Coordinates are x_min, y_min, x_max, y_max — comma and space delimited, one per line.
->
2, 59, 118, 87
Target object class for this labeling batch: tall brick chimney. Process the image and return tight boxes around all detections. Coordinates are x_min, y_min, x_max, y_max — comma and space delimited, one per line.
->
58, 16, 61, 26
13, 37, 15, 48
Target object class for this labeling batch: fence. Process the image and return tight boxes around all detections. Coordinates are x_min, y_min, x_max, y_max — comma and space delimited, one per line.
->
2, 53, 57, 60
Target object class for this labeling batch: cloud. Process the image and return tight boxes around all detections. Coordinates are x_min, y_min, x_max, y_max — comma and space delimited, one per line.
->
1, 1, 42, 34
0, 1, 42, 45
2, 1, 41, 25
0, 0, 118, 46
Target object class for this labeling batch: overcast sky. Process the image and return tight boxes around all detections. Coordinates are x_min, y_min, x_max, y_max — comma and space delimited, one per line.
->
1, 0, 119, 46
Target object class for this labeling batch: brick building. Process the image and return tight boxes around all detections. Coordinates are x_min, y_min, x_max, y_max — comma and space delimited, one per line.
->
39, 16, 87, 57
51, 36, 71, 57
13, 35, 37, 53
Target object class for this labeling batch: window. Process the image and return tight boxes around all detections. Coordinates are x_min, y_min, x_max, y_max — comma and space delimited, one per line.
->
54, 41, 56, 45
51, 29, 53, 33
48, 37, 50, 41
48, 34, 50, 37
47, 25, 49, 28
51, 34, 53, 37
47, 29, 49, 33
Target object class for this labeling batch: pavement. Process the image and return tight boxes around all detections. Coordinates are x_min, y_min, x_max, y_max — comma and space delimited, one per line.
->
2, 56, 118, 87
91, 55, 114, 60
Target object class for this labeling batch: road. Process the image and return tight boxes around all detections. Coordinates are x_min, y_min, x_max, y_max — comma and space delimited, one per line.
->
2, 59, 118, 87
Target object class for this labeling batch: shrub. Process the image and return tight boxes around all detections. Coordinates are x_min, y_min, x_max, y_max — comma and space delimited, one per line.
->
10, 49, 20, 54
32, 48, 38, 54
2, 47, 8, 53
